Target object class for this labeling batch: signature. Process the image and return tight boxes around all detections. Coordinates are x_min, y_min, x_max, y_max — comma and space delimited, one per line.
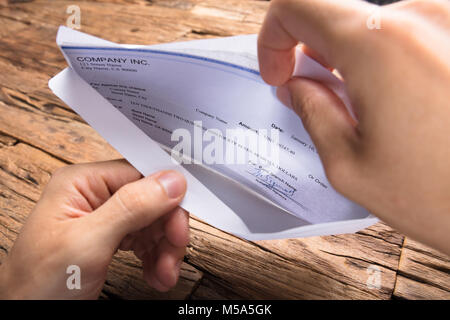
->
246, 166, 296, 197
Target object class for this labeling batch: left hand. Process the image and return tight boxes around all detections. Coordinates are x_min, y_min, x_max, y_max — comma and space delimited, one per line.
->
0, 159, 189, 299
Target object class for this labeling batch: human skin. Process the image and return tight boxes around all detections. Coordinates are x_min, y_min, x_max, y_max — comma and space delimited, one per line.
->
258, 0, 450, 255
0, 160, 189, 299
0, 0, 449, 300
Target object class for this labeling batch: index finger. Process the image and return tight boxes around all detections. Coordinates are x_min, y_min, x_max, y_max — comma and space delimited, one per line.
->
46, 159, 142, 210
257, 0, 374, 86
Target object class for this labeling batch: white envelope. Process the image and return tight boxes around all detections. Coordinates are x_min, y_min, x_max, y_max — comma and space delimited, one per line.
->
49, 26, 377, 240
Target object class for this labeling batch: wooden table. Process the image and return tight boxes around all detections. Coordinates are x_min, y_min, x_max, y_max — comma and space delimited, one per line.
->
0, 0, 449, 300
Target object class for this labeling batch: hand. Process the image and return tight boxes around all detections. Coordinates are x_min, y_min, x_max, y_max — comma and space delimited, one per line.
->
258, 0, 450, 254
0, 160, 189, 299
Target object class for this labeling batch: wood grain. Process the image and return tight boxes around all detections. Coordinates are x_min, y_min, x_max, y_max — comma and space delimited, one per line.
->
0, 0, 448, 300
393, 238, 450, 300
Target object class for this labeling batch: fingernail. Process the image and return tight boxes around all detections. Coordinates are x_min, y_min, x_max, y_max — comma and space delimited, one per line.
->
276, 85, 292, 109
157, 171, 185, 198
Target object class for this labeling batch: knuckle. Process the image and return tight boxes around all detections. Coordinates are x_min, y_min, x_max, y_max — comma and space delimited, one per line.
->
50, 165, 73, 183
114, 179, 166, 217
113, 179, 168, 226
293, 92, 319, 129
270, 0, 295, 15
322, 156, 355, 195
51, 163, 87, 179
49, 163, 92, 186
51, 166, 69, 178
115, 183, 147, 216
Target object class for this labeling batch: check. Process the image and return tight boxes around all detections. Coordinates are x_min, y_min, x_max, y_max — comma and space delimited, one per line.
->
49, 27, 377, 240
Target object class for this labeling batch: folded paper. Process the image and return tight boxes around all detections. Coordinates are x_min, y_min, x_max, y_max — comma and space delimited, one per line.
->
49, 26, 377, 240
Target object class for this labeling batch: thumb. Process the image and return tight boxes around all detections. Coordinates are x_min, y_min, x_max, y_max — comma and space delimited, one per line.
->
84, 170, 187, 247
277, 77, 358, 175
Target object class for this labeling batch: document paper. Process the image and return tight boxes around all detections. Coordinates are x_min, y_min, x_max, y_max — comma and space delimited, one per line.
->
49, 27, 377, 240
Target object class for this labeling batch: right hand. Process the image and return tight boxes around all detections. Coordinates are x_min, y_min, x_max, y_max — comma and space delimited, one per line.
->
258, 0, 450, 254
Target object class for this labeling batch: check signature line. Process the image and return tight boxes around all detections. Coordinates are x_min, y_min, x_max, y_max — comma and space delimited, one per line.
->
255, 179, 309, 212
246, 168, 294, 195
247, 168, 309, 212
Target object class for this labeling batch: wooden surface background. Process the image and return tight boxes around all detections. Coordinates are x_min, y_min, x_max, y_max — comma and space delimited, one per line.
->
0, 0, 449, 300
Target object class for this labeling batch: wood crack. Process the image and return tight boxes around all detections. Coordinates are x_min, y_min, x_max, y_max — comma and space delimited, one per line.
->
101, 281, 125, 300
0, 163, 39, 187
183, 260, 234, 289
189, 225, 235, 244
0, 134, 70, 171
0, 13, 31, 25
404, 245, 450, 262
8, 138, 71, 166
190, 29, 227, 37
390, 236, 406, 299
409, 257, 450, 274
319, 249, 397, 273
357, 230, 403, 247
0, 177, 36, 204
188, 225, 383, 298
0, 224, 18, 240
1, 94, 71, 124
0, 86, 90, 125
395, 269, 449, 294
0, 243, 7, 254
0, 0, 446, 300
112, 256, 142, 270
1, 210, 25, 226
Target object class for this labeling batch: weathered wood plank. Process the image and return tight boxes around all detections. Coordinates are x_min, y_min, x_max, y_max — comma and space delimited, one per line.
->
393, 238, 450, 300
0, 133, 17, 147
1, 0, 448, 300
190, 275, 245, 300
253, 225, 402, 299
0, 0, 262, 46
187, 217, 387, 299
393, 275, 449, 300
0, 142, 60, 201
188, 202, 404, 299
0, 100, 120, 163
0, 87, 86, 123
0, 184, 33, 263
0, 0, 403, 300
